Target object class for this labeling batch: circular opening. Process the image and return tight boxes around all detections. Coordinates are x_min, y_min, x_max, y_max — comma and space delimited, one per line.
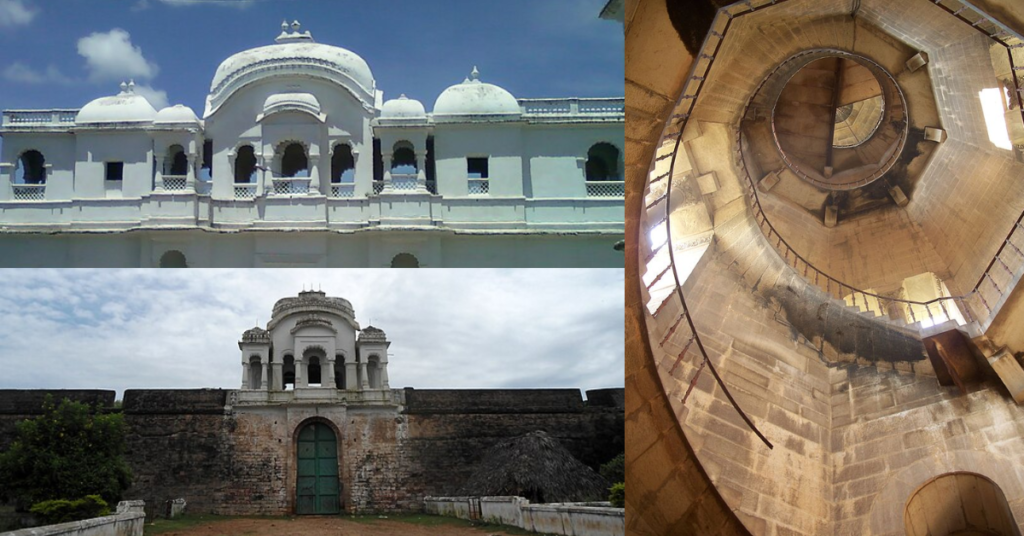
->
768, 50, 907, 191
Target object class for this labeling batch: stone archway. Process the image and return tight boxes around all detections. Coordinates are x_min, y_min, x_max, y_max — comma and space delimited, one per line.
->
295, 420, 340, 514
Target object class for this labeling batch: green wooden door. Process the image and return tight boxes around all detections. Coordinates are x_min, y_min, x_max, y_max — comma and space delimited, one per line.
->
296, 422, 340, 514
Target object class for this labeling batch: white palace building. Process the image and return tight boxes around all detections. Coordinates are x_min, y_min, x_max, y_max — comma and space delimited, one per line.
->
0, 22, 624, 268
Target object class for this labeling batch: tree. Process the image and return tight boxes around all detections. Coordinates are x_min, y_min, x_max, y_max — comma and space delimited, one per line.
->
0, 396, 132, 509
599, 453, 624, 484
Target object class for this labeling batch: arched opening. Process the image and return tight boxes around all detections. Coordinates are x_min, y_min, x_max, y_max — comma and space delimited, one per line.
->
905, 472, 1020, 536
307, 356, 322, 386
585, 143, 620, 181
165, 145, 188, 175
248, 355, 262, 390
331, 144, 355, 183
391, 141, 417, 174
283, 354, 295, 390
234, 145, 256, 183
367, 356, 380, 389
391, 253, 419, 268
159, 250, 187, 268
281, 142, 308, 178
295, 421, 340, 515
334, 355, 346, 389
15, 150, 46, 185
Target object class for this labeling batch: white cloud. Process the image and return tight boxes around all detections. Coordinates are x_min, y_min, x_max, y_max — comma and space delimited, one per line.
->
157, 0, 254, 8
132, 83, 168, 109
77, 28, 159, 82
2, 62, 73, 85
0, 0, 36, 28
0, 269, 624, 398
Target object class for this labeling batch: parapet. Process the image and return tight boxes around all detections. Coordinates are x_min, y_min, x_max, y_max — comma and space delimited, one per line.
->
402, 388, 585, 414
123, 389, 228, 415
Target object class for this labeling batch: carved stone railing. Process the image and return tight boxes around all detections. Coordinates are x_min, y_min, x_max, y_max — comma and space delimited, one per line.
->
586, 181, 624, 198
372, 181, 385, 195
468, 179, 489, 195
390, 174, 419, 191
330, 183, 355, 198
12, 184, 45, 201
272, 177, 311, 195
233, 184, 257, 200
2, 109, 78, 127
519, 98, 624, 117
163, 175, 187, 191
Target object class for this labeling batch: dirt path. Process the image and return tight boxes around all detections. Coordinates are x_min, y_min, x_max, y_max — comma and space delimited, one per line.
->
149, 515, 529, 536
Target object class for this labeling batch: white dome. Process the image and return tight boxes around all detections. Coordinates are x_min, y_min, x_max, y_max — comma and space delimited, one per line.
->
154, 104, 200, 124
381, 94, 426, 119
208, 23, 374, 116
433, 68, 520, 117
76, 82, 157, 125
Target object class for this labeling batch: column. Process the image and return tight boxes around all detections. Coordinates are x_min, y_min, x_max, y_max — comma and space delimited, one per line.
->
308, 154, 321, 195
382, 152, 393, 191
272, 361, 283, 391
380, 362, 390, 389
260, 358, 268, 390
155, 156, 165, 192
345, 361, 358, 390
186, 154, 197, 191
324, 356, 336, 387
241, 361, 249, 389
415, 150, 427, 191
358, 361, 369, 390
256, 153, 266, 197
296, 358, 306, 388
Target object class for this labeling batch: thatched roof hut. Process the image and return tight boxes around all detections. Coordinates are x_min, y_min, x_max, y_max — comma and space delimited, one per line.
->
458, 431, 610, 503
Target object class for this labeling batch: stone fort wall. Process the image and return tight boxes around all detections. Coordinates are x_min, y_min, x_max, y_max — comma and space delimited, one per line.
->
0, 388, 623, 516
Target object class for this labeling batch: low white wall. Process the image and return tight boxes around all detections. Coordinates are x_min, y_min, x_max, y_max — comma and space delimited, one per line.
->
0, 501, 145, 536
424, 496, 623, 536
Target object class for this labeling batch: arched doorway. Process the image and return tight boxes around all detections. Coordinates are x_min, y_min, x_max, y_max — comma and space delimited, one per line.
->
905, 472, 1020, 536
296, 421, 340, 515
391, 253, 419, 268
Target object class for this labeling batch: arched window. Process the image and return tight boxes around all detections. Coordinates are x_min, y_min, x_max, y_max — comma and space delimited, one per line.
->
585, 143, 621, 181
391, 141, 417, 174
334, 354, 346, 389
281, 142, 308, 178
15, 150, 46, 185
159, 250, 187, 268
248, 355, 262, 390
283, 354, 295, 390
307, 356, 322, 386
165, 145, 188, 175
905, 472, 1019, 536
331, 144, 355, 183
391, 253, 419, 268
234, 145, 256, 183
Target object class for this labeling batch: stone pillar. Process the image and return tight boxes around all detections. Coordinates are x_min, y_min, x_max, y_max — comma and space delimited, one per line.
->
256, 153, 267, 197
345, 362, 358, 390
382, 152, 393, 191
359, 361, 369, 390
186, 154, 197, 191
296, 357, 306, 388
324, 356, 335, 386
308, 154, 321, 195
272, 361, 283, 391
155, 156, 165, 192
415, 150, 428, 191
380, 362, 390, 389
241, 361, 249, 389
260, 358, 268, 390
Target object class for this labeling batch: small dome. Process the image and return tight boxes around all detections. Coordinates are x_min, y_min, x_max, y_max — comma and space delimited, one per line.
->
262, 92, 321, 119
381, 94, 426, 119
154, 104, 200, 125
433, 67, 520, 117
358, 325, 387, 342
241, 326, 270, 343
76, 81, 158, 125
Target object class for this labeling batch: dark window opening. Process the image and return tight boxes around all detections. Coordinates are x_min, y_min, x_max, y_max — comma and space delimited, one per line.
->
391, 142, 416, 174
467, 157, 489, 179
166, 145, 188, 175
426, 137, 436, 183
372, 138, 383, 182
16, 150, 46, 184
391, 253, 420, 268
159, 250, 187, 268
283, 355, 295, 390
201, 139, 213, 180
331, 144, 355, 183
234, 145, 256, 183
335, 356, 345, 389
586, 143, 620, 181
281, 143, 308, 178
308, 356, 322, 385
106, 162, 124, 181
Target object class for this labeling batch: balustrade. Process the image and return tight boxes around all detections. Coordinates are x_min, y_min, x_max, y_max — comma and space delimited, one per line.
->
586, 181, 624, 198
468, 179, 489, 195
12, 184, 45, 201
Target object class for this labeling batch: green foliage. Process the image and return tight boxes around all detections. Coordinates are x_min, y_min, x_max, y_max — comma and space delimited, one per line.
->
609, 482, 624, 508
599, 453, 624, 484
0, 396, 132, 509
29, 495, 110, 525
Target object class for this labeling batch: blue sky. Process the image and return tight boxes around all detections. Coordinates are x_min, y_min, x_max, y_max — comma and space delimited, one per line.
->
0, 269, 624, 398
0, 0, 623, 114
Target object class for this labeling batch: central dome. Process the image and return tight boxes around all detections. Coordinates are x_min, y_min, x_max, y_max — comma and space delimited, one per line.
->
433, 67, 520, 118
206, 21, 374, 116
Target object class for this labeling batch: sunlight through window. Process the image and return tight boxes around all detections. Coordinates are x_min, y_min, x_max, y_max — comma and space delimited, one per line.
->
980, 88, 1013, 150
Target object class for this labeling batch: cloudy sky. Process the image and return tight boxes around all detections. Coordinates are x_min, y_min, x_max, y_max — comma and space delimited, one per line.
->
0, 0, 623, 113
0, 269, 624, 399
